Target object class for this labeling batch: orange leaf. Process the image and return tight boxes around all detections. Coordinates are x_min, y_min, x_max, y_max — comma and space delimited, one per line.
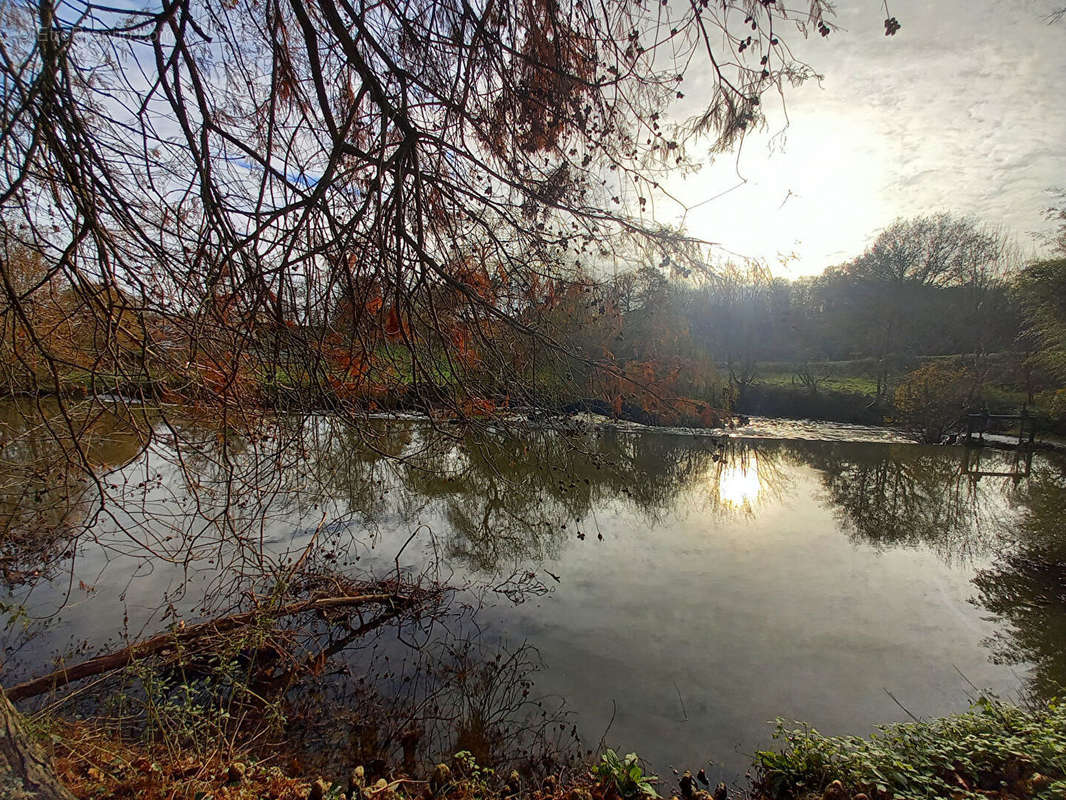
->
384, 305, 405, 340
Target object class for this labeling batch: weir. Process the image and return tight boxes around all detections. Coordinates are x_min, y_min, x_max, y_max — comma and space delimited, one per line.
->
963, 407, 1037, 448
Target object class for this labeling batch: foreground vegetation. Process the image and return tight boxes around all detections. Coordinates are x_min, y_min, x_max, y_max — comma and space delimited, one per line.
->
755, 698, 1066, 800
18, 694, 1066, 800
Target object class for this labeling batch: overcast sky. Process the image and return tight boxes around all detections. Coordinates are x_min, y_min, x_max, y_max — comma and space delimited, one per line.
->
664, 0, 1066, 277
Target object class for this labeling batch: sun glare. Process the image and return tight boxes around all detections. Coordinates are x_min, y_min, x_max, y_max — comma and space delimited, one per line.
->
716, 454, 761, 511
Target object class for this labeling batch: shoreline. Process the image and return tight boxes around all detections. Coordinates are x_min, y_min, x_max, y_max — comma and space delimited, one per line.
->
17, 695, 1066, 800
5, 386, 1065, 453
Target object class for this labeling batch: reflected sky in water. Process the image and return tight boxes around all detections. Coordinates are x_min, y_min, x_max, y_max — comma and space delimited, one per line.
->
1, 404, 1064, 782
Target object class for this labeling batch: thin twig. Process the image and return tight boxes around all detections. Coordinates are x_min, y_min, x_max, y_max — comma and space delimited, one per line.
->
883, 687, 920, 723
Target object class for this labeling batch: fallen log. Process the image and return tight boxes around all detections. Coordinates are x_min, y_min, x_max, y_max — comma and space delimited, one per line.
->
5, 590, 418, 703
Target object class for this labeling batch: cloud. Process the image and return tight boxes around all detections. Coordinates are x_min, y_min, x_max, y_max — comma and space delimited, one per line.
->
663, 0, 1066, 276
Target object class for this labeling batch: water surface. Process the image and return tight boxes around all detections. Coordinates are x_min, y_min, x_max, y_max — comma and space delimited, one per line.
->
1, 405, 1063, 783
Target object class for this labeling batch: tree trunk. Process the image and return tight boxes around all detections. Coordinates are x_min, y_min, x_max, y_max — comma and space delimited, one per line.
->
0, 692, 75, 799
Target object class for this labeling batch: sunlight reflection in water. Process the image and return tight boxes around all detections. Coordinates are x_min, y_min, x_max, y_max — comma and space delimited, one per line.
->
715, 453, 761, 511
3, 404, 1065, 783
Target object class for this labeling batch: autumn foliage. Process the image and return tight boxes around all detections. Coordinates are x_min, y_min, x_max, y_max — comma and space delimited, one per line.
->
0, 234, 728, 427
0, 0, 834, 438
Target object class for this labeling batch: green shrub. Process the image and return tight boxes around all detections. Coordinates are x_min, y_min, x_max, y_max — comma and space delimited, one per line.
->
595, 749, 661, 799
755, 697, 1066, 800
893, 363, 972, 443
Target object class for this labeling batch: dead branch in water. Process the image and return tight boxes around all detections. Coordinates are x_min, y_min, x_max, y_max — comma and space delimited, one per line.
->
5, 587, 432, 703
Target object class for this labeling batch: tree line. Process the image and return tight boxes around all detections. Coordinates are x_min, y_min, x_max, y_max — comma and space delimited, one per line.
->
3, 204, 1066, 432
659, 213, 1022, 375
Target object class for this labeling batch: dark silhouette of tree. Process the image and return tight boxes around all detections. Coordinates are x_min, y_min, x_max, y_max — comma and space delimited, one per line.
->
845, 214, 1012, 396
0, 0, 836, 443
1015, 258, 1066, 382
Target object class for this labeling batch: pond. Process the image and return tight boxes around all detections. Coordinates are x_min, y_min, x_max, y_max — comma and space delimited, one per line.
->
1, 402, 1064, 785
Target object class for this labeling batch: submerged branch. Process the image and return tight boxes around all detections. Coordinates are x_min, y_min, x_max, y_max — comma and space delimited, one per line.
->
5, 588, 429, 703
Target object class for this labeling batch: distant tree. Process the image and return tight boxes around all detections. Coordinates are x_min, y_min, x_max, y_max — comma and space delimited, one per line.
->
851, 214, 999, 287
1014, 258, 1066, 381
1045, 191, 1066, 256
847, 214, 1011, 395
681, 263, 788, 368
663, 238, 1024, 380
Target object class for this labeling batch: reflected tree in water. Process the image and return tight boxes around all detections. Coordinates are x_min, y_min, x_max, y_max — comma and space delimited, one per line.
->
807, 443, 1019, 560
364, 427, 728, 572
972, 455, 1066, 699
0, 399, 154, 584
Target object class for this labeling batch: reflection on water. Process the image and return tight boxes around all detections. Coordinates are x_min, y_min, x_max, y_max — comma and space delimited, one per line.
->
1, 402, 1065, 782
809, 443, 1021, 560
0, 399, 154, 583
714, 452, 761, 511
972, 458, 1066, 700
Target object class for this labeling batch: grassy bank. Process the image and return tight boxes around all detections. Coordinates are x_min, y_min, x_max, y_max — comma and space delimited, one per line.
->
734, 383, 887, 426
25, 696, 1066, 800
734, 355, 1066, 435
